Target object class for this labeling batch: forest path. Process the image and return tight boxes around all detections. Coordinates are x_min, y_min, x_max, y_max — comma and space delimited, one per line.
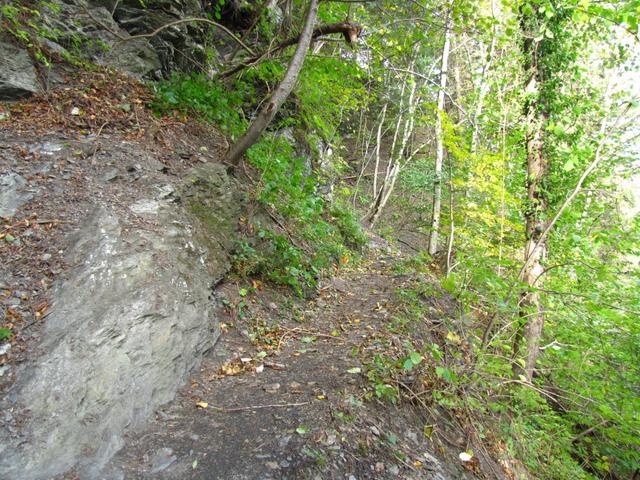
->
98, 241, 474, 480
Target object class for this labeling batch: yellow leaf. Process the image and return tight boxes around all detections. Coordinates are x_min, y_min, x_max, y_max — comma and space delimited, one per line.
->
196, 401, 208, 409
446, 331, 462, 345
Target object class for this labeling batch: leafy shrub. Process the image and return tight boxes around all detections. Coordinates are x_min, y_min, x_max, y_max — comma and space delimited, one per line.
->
152, 73, 247, 137
231, 135, 366, 295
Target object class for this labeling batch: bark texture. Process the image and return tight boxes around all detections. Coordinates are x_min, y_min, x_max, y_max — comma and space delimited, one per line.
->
514, 16, 549, 381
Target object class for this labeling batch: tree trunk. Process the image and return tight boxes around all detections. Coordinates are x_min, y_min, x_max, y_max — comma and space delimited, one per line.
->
366, 71, 418, 226
513, 15, 549, 382
428, 11, 453, 255
223, 0, 319, 166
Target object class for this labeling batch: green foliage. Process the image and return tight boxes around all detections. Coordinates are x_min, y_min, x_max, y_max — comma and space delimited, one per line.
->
296, 56, 367, 139
0, 327, 12, 341
230, 136, 366, 295
152, 74, 247, 137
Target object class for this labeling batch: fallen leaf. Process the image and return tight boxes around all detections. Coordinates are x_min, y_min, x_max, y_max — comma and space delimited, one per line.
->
347, 367, 361, 374
296, 425, 309, 434
196, 401, 208, 409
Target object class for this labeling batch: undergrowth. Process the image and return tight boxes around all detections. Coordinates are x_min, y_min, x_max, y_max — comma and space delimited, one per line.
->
153, 73, 367, 296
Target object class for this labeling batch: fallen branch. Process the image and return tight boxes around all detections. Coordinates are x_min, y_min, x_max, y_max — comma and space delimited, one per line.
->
219, 21, 362, 79
208, 401, 310, 412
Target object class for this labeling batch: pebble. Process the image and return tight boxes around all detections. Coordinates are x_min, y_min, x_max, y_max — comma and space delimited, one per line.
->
278, 435, 291, 448
280, 460, 290, 468
0, 365, 10, 377
375, 462, 385, 473
41, 253, 52, 261
389, 465, 400, 475
0, 343, 11, 356
263, 383, 280, 393
266, 461, 279, 470
102, 169, 119, 182
149, 447, 176, 473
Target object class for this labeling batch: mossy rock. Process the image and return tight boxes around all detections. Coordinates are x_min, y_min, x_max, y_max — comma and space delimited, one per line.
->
181, 162, 244, 282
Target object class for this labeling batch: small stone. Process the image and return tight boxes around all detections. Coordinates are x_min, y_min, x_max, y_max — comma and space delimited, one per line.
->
405, 430, 418, 444
41, 253, 52, 262
263, 383, 281, 393
370, 426, 380, 436
268, 302, 278, 311
389, 465, 400, 475
102, 168, 119, 182
70, 107, 81, 116
375, 462, 385, 473
157, 184, 175, 199
0, 365, 11, 377
348, 475, 357, 480
280, 460, 290, 468
0, 343, 11, 355
266, 461, 279, 470
278, 435, 291, 448
149, 447, 176, 473
130, 199, 160, 216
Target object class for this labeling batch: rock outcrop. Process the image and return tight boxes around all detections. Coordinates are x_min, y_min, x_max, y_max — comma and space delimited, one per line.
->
0, 41, 43, 100
0, 132, 243, 479
0, 0, 219, 101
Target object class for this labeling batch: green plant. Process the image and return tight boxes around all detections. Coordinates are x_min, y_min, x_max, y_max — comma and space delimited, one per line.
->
152, 73, 247, 137
0, 327, 12, 341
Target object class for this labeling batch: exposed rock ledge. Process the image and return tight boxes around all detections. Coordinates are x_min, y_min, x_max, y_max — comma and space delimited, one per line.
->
0, 138, 242, 479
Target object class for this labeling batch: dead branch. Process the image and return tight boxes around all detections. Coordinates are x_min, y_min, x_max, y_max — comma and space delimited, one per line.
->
219, 21, 362, 79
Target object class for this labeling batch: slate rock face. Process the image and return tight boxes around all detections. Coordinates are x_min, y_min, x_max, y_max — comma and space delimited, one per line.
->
0, 173, 34, 218
0, 164, 243, 480
0, 41, 42, 101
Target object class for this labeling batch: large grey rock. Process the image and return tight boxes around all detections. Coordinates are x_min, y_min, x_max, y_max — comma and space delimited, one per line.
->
0, 165, 242, 479
0, 173, 34, 218
39, 1, 161, 77
0, 41, 41, 100
112, 0, 207, 75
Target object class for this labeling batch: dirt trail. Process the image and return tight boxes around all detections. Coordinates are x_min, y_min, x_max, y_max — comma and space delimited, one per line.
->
97, 247, 475, 480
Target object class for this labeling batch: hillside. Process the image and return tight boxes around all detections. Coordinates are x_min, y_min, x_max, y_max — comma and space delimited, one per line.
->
1, 1, 639, 479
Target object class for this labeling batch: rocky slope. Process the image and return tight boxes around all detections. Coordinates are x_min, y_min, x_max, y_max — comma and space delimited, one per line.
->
0, 73, 243, 479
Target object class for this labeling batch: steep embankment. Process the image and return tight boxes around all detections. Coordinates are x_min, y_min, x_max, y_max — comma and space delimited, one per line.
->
0, 73, 243, 479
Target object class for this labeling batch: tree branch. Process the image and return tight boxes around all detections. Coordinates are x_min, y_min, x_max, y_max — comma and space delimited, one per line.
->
219, 21, 362, 79
83, 8, 255, 56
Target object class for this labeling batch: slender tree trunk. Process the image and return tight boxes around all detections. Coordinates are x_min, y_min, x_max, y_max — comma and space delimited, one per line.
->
470, 34, 496, 155
367, 74, 418, 226
428, 11, 453, 255
373, 103, 388, 197
513, 16, 549, 381
224, 0, 319, 166
446, 150, 455, 275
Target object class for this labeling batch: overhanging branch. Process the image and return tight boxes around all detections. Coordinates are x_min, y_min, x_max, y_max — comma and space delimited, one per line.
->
219, 21, 362, 79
